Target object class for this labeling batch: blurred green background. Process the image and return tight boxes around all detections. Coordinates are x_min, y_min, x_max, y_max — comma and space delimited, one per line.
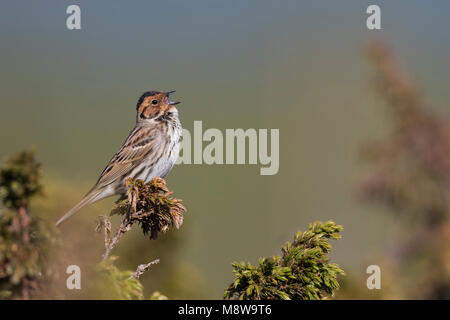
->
1, 1, 450, 298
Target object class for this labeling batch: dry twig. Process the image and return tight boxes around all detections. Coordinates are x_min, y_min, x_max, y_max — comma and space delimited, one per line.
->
131, 259, 160, 279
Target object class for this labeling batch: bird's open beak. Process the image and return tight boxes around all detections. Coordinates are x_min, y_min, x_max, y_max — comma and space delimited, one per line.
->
166, 90, 180, 105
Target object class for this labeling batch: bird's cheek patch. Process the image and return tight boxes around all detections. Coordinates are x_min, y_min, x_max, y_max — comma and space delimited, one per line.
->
140, 106, 158, 119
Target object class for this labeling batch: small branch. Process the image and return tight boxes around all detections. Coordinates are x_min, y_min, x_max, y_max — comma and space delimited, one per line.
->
95, 213, 161, 280
131, 259, 160, 279
101, 189, 137, 261
102, 215, 132, 261
95, 215, 112, 250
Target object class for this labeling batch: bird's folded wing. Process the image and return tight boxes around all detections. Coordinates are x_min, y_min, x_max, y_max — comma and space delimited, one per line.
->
94, 126, 163, 189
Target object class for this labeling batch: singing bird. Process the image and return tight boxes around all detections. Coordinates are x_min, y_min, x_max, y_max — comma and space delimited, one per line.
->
55, 91, 182, 226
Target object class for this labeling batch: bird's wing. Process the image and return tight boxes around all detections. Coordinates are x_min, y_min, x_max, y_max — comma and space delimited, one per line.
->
56, 125, 164, 227
92, 125, 164, 190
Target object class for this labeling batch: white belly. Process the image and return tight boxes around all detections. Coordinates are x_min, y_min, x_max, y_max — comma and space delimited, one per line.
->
130, 122, 181, 183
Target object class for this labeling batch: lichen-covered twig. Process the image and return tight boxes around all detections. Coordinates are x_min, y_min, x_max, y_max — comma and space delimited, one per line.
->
131, 259, 160, 279
95, 215, 111, 250
101, 214, 132, 261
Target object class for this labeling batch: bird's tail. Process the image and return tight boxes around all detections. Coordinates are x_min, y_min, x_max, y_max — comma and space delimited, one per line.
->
55, 190, 102, 227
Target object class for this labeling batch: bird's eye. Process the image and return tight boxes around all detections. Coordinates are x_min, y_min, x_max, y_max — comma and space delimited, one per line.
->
151, 99, 158, 105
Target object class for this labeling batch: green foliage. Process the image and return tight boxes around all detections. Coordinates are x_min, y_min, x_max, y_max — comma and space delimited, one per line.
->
224, 221, 344, 300
111, 178, 186, 239
95, 257, 145, 300
92, 257, 169, 300
0, 149, 43, 210
0, 149, 55, 299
